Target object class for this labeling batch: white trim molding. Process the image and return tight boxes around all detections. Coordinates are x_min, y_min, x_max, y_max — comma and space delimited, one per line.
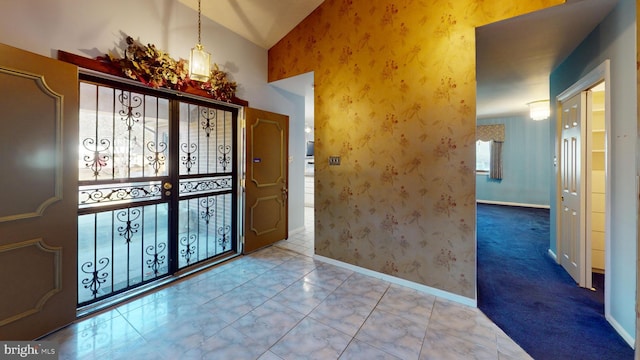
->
476, 200, 550, 209
607, 314, 635, 349
313, 254, 477, 308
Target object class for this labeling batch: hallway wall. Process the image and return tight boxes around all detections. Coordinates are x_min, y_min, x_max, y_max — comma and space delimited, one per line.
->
268, 0, 564, 300
549, 0, 637, 344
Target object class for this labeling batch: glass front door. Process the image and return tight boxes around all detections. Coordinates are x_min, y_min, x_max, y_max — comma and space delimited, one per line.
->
77, 76, 238, 307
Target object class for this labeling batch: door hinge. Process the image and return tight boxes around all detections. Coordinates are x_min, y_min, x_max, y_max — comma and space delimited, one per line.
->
241, 119, 246, 128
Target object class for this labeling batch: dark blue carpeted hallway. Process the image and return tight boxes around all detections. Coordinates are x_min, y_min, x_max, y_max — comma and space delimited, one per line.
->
477, 203, 634, 360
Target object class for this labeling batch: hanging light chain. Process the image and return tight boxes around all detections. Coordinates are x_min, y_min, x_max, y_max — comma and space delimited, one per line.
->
197, 0, 202, 45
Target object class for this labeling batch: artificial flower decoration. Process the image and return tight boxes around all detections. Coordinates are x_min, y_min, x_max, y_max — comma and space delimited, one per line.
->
98, 35, 237, 101
200, 63, 237, 101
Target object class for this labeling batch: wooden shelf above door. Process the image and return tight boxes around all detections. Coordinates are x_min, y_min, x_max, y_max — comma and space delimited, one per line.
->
57, 50, 249, 107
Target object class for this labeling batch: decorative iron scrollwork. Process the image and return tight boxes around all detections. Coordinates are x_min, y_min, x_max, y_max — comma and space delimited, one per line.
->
180, 234, 197, 265
118, 91, 143, 130
218, 144, 231, 171
81, 257, 110, 298
218, 225, 231, 251
145, 242, 167, 276
200, 197, 216, 224
181, 143, 198, 173
79, 183, 163, 206
200, 107, 216, 137
117, 208, 141, 244
179, 177, 232, 195
83, 138, 111, 178
146, 141, 167, 175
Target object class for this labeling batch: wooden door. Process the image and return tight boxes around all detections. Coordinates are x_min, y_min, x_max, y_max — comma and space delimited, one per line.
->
244, 108, 288, 253
559, 93, 586, 286
0, 44, 78, 339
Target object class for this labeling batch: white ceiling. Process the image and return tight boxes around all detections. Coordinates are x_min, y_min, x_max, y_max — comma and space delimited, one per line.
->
476, 0, 617, 118
183, 0, 618, 119
179, 0, 324, 49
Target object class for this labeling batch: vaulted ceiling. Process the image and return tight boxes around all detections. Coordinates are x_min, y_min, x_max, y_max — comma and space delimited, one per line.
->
181, 0, 617, 118
178, 0, 324, 49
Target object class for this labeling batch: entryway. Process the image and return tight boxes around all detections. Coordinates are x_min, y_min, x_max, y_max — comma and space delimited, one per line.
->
77, 74, 240, 307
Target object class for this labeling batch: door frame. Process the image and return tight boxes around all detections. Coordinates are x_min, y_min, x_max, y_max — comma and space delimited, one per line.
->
555, 60, 610, 303
75, 69, 246, 310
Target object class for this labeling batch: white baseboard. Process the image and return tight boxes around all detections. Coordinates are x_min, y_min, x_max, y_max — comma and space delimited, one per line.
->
476, 200, 550, 209
547, 248, 634, 348
606, 313, 635, 349
313, 254, 477, 308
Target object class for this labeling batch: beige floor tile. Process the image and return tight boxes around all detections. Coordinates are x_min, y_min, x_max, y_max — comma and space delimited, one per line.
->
42, 206, 529, 360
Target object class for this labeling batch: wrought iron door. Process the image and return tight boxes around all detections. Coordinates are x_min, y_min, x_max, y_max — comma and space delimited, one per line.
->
175, 101, 236, 269
77, 76, 238, 307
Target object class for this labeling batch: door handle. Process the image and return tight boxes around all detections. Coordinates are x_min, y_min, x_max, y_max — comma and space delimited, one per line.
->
282, 187, 288, 203
163, 182, 173, 196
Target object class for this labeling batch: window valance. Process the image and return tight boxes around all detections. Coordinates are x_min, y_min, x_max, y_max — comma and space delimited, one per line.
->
477, 124, 505, 142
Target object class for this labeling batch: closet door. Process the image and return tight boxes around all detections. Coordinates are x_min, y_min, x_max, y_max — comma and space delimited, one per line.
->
0, 43, 78, 339
559, 92, 586, 286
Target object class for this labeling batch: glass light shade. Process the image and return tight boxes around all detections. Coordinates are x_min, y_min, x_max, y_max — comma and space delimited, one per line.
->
528, 100, 550, 121
189, 44, 211, 82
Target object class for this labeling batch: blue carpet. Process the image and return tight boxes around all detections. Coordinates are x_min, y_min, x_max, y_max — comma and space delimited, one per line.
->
477, 203, 634, 360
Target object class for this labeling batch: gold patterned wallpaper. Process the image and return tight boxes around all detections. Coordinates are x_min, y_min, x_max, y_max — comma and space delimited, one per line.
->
269, 0, 564, 298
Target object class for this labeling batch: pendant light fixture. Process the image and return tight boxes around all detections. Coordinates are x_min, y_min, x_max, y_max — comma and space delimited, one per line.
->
189, 0, 211, 82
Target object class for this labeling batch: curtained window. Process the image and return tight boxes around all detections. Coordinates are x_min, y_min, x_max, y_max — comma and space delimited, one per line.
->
476, 124, 504, 180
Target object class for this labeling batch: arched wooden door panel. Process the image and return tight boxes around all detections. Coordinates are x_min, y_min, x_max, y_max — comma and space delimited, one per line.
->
0, 43, 78, 340
244, 108, 288, 253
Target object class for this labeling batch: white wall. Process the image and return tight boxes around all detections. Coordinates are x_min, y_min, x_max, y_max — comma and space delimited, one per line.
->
270, 87, 306, 234
0, 0, 305, 233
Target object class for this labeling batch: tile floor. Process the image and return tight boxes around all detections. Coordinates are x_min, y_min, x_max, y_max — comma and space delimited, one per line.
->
43, 207, 532, 360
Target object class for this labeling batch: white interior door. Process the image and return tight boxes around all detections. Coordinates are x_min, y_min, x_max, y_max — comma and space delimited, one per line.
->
559, 92, 586, 286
